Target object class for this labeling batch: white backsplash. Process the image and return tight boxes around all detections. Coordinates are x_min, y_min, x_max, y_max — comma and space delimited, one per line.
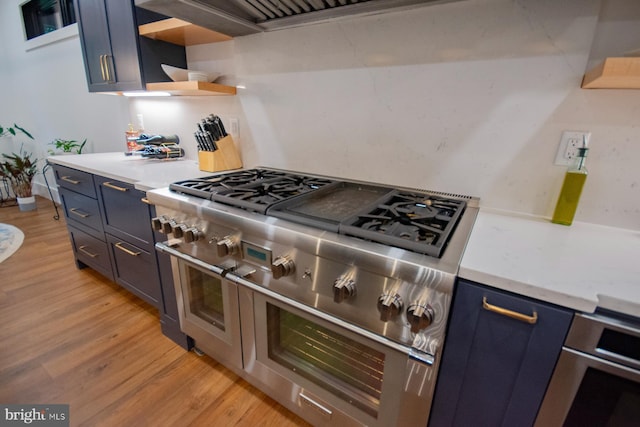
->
133, 0, 636, 231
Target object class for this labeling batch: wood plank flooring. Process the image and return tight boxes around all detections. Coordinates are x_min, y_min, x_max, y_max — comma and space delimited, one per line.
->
0, 197, 311, 427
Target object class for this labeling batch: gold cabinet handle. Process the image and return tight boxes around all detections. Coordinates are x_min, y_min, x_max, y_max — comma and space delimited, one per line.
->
99, 54, 107, 81
141, 197, 150, 205
482, 297, 538, 324
103, 182, 128, 192
115, 242, 141, 256
69, 207, 90, 218
103, 54, 113, 82
61, 176, 80, 185
78, 245, 98, 258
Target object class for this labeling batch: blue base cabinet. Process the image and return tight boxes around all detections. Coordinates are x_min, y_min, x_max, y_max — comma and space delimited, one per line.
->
53, 164, 191, 350
429, 279, 573, 427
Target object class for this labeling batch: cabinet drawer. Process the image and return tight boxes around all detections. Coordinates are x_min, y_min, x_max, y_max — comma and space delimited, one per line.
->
68, 225, 113, 281
53, 165, 96, 198
60, 188, 103, 234
107, 234, 161, 308
95, 176, 154, 247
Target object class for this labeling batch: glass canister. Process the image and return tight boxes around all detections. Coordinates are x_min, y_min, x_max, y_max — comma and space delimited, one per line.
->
125, 124, 140, 152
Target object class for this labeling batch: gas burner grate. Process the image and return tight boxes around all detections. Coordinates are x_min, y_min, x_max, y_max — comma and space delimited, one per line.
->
220, 169, 288, 186
169, 169, 289, 200
341, 192, 466, 257
209, 172, 335, 213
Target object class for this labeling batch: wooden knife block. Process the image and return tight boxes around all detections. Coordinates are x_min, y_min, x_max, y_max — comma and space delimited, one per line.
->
197, 135, 242, 172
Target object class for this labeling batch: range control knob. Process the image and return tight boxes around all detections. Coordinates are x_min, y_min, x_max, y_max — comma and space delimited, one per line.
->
271, 256, 295, 279
333, 274, 356, 303
183, 227, 203, 243
377, 293, 403, 322
161, 219, 175, 235
216, 236, 239, 257
171, 223, 187, 238
407, 303, 435, 333
151, 216, 164, 231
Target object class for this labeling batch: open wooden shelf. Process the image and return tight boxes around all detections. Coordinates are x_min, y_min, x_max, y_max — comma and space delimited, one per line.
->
139, 18, 232, 46
582, 57, 640, 89
146, 81, 237, 96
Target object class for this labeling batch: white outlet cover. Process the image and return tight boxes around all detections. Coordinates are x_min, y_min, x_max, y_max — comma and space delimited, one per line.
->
554, 131, 590, 166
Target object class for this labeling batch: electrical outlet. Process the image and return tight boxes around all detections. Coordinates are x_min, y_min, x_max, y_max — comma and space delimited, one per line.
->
554, 131, 590, 166
229, 118, 239, 139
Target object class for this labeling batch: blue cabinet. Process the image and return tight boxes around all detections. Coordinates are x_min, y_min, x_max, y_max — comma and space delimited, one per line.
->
429, 279, 573, 427
53, 164, 113, 280
94, 176, 161, 308
74, 0, 186, 92
53, 165, 190, 349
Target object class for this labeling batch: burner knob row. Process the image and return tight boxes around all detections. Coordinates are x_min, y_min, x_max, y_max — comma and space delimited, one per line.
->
376, 294, 435, 333
271, 256, 295, 279
150, 217, 202, 242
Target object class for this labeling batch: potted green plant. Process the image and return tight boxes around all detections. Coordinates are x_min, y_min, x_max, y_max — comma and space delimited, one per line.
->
0, 150, 39, 210
48, 138, 87, 155
0, 123, 38, 211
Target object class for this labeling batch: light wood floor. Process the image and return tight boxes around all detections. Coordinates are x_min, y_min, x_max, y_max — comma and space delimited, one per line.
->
0, 197, 311, 427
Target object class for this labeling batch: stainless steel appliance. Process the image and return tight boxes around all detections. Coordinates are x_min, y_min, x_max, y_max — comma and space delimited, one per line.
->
148, 167, 478, 427
135, 0, 454, 36
535, 310, 640, 427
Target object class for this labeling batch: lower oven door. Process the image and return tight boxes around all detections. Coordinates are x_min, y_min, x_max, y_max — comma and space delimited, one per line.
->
157, 243, 243, 372
236, 280, 435, 427
535, 312, 640, 427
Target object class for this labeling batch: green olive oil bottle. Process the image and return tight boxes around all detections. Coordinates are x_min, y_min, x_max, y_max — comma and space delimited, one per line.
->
551, 147, 588, 225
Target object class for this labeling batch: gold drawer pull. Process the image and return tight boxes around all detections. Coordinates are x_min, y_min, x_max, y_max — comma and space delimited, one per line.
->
141, 197, 150, 205
78, 245, 98, 258
482, 297, 538, 324
104, 54, 113, 82
61, 176, 80, 185
115, 242, 141, 256
103, 182, 129, 192
69, 207, 90, 218
99, 54, 107, 81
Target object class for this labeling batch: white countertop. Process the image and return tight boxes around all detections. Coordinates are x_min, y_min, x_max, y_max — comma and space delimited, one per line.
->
460, 210, 640, 317
47, 152, 212, 191
47, 153, 640, 317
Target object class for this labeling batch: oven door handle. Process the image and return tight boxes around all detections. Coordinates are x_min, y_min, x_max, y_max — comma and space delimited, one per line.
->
231, 273, 419, 359
155, 241, 225, 276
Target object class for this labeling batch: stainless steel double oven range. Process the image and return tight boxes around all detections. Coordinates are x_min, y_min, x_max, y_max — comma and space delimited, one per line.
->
147, 168, 478, 427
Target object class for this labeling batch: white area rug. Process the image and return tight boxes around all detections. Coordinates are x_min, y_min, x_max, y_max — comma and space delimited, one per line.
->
0, 223, 24, 263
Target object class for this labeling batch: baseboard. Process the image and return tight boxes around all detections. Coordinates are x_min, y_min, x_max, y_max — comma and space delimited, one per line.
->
33, 181, 60, 204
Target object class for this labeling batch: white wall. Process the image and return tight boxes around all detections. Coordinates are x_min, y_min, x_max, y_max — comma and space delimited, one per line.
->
2, 0, 639, 231
132, 0, 640, 231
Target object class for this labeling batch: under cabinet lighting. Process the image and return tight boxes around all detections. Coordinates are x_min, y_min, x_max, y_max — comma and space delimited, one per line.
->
122, 91, 171, 97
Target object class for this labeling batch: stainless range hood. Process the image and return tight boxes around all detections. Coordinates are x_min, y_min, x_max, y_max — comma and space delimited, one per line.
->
135, 0, 451, 37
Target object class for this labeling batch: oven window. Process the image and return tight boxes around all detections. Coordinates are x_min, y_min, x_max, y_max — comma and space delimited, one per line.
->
185, 265, 225, 331
564, 367, 640, 427
266, 303, 384, 418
